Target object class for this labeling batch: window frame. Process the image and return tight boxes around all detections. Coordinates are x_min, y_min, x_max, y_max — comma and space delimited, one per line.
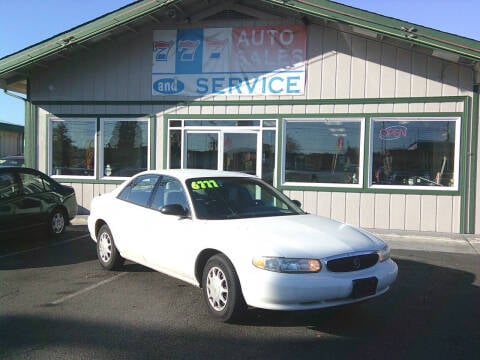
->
48, 117, 97, 180
368, 116, 461, 191
100, 117, 151, 180
281, 117, 365, 188
166, 118, 278, 184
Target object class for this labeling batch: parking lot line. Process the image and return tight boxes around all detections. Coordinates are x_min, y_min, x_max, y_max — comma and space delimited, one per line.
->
0, 234, 91, 259
50, 272, 129, 305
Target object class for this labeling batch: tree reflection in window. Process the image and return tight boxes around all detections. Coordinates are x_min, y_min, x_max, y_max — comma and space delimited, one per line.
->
284, 119, 362, 184
103, 119, 149, 177
51, 119, 95, 176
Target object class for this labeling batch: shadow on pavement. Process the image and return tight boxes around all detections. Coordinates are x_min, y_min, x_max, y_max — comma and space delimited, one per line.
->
1, 251, 479, 359
0, 226, 155, 273
0, 225, 95, 270
239, 253, 480, 359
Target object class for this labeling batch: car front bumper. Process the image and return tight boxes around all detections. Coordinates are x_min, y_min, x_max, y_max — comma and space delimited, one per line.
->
241, 259, 398, 310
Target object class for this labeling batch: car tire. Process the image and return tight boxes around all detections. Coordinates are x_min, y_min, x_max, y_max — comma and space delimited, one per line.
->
202, 254, 247, 323
96, 224, 124, 270
48, 208, 67, 235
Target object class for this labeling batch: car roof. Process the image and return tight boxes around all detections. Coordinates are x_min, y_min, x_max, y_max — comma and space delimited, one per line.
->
0, 166, 43, 174
134, 169, 257, 182
1, 155, 24, 159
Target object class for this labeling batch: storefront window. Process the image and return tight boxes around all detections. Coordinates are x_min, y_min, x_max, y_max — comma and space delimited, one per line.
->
283, 119, 363, 185
51, 118, 96, 177
370, 118, 459, 188
102, 119, 149, 177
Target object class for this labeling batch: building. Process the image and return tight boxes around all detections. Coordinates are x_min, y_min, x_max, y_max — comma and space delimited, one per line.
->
0, 121, 24, 158
0, 0, 479, 233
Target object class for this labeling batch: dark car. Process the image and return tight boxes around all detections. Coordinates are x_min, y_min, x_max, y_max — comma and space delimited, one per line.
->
0, 155, 25, 167
0, 167, 77, 236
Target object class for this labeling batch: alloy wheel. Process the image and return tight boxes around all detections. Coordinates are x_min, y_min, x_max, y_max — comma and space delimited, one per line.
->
51, 212, 65, 234
98, 231, 112, 263
206, 266, 229, 311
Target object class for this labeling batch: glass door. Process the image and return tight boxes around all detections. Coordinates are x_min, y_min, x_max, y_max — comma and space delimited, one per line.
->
185, 132, 219, 170
172, 120, 277, 184
223, 132, 258, 175
184, 130, 261, 177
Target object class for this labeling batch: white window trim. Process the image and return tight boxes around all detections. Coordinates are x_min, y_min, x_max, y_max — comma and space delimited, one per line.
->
48, 117, 97, 180
368, 117, 461, 191
281, 117, 365, 188
99, 117, 151, 180
166, 118, 278, 183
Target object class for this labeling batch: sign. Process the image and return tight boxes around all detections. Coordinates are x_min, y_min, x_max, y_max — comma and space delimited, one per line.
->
152, 26, 306, 96
379, 126, 408, 141
190, 179, 219, 189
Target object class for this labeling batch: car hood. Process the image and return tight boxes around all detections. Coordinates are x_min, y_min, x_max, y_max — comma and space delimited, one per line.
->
210, 214, 386, 259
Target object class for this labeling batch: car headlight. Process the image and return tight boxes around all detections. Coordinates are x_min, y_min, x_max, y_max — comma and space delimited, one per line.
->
377, 245, 391, 262
252, 257, 322, 273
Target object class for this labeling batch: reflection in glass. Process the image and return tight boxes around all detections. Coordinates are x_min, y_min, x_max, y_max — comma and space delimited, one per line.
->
186, 133, 218, 169
103, 120, 148, 177
169, 130, 182, 169
187, 177, 302, 220
223, 133, 257, 175
371, 119, 456, 187
169, 120, 182, 127
184, 120, 260, 127
285, 120, 361, 184
52, 119, 96, 176
262, 130, 276, 184
263, 120, 276, 127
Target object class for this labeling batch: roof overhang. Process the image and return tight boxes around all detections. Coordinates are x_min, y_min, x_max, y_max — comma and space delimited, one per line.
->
1, 0, 479, 94
0, 121, 24, 133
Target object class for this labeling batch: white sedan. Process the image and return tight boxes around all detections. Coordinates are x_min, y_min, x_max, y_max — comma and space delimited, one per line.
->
88, 169, 398, 322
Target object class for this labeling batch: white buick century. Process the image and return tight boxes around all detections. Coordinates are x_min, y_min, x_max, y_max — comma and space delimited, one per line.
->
88, 169, 398, 322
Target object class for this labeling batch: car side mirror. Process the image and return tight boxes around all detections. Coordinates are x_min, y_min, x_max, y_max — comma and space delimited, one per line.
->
160, 204, 188, 217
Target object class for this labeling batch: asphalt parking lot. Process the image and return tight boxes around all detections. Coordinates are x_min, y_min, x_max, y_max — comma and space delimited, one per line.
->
1, 222, 479, 360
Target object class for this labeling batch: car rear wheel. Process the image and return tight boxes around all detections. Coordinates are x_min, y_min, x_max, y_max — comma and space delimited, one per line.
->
97, 224, 124, 270
202, 254, 247, 322
48, 208, 67, 235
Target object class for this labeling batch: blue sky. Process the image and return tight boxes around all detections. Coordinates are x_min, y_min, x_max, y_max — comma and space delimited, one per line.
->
1, 0, 479, 126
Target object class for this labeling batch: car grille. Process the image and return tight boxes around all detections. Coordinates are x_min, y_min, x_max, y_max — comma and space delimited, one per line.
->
326, 253, 379, 272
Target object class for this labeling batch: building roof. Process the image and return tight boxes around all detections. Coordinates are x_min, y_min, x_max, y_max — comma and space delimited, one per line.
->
1, 0, 479, 94
0, 121, 24, 133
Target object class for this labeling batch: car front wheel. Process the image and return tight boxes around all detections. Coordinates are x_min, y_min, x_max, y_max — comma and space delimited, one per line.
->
48, 208, 66, 235
202, 254, 247, 322
96, 224, 124, 270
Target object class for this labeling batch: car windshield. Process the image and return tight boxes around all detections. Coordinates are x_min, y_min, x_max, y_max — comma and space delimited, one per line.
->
186, 177, 304, 220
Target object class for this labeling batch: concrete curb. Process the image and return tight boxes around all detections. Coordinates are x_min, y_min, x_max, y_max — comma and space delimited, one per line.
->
370, 230, 480, 255
71, 215, 479, 255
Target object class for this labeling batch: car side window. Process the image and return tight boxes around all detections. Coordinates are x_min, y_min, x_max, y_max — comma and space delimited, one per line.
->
0, 173, 20, 200
151, 176, 189, 212
20, 173, 46, 194
118, 174, 159, 207
40, 175, 55, 192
